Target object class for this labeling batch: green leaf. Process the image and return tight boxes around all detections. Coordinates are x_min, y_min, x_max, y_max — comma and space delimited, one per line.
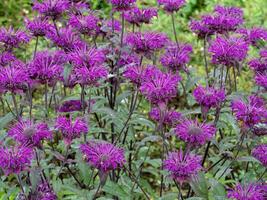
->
0, 112, 14, 129
103, 181, 130, 200
189, 172, 208, 199
237, 156, 261, 163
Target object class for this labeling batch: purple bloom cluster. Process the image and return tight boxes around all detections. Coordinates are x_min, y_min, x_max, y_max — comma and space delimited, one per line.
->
0, 51, 16, 66
117, 52, 139, 68
209, 35, 249, 66
25, 17, 53, 37
227, 183, 265, 200
80, 140, 125, 172
55, 116, 88, 145
238, 27, 267, 46
0, 145, 33, 175
158, 0, 186, 13
58, 100, 85, 113
34, 182, 57, 200
149, 107, 181, 127
160, 43, 193, 72
109, 0, 136, 11
175, 119, 216, 146
164, 150, 202, 183
0, 27, 29, 50
231, 95, 267, 129
8, 120, 52, 147
252, 144, 267, 167
124, 7, 158, 26
126, 32, 168, 57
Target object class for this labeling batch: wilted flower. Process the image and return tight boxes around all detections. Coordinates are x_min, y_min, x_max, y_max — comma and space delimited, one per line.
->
33, 0, 70, 19
8, 120, 52, 147
149, 107, 181, 126
108, 0, 136, 11
58, 100, 85, 112
55, 116, 88, 145
164, 149, 202, 183
158, 0, 186, 13
126, 32, 168, 57
231, 95, 267, 128
69, 13, 100, 35
160, 43, 192, 72
0, 27, 29, 50
80, 140, 125, 172
25, 17, 53, 37
227, 183, 265, 200
0, 145, 33, 175
175, 119, 216, 146
28, 50, 66, 84
209, 35, 249, 66
252, 144, 267, 167
238, 27, 267, 46
124, 7, 157, 26
140, 70, 180, 104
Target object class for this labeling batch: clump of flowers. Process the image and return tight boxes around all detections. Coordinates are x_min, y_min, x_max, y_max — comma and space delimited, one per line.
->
227, 183, 265, 200
80, 140, 125, 172
55, 116, 88, 145
0, 145, 33, 175
238, 27, 267, 46
8, 120, 52, 147
175, 119, 216, 146
124, 7, 158, 26
164, 149, 202, 183
158, 0, 186, 13
252, 144, 267, 167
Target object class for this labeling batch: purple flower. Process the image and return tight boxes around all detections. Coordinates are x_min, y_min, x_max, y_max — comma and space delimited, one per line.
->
80, 140, 125, 172
28, 50, 66, 84
124, 7, 158, 26
209, 36, 249, 67
126, 32, 168, 57
35, 182, 57, 200
103, 19, 122, 33
238, 27, 267, 46
55, 116, 88, 145
248, 57, 267, 74
0, 27, 29, 50
108, 0, 136, 11
25, 17, 53, 37
8, 120, 52, 147
158, 0, 186, 13
190, 20, 214, 39
193, 86, 225, 109
0, 145, 33, 175
252, 144, 267, 167
58, 100, 85, 112
255, 73, 267, 90
160, 43, 192, 72
47, 27, 86, 52
33, 0, 70, 19
69, 13, 100, 35
0, 51, 16, 66
164, 150, 202, 184
117, 52, 139, 68
202, 5, 243, 34
0, 62, 29, 93
175, 119, 216, 146
231, 95, 267, 128
227, 183, 265, 200
149, 107, 181, 126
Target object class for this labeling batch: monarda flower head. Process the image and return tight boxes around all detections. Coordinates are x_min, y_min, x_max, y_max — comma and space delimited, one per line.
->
164, 149, 202, 184
231, 95, 267, 129
0, 145, 33, 175
149, 107, 181, 127
209, 35, 248, 67
158, 0, 186, 13
124, 7, 158, 26
47, 27, 86, 52
227, 183, 265, 200
108, 0, 136, 11
252, 144, 267, 167
0, 27, 29, 50
58, 100, 85, 113
8, 120, 52, 147
69, 12, 100, 36
0, 51, 16, 66
0, 62, 29, 93
255, 73, 267, 91
202, 5, 243, 34
126, 32, 168, 57
190, 19, 215, 39
25, 17, 53, 37
80, 140, 125, 172
160, 43, 193, 72
175, 119, 216, 146
238, 27, 267, 47
33, 0, 70, 20
28, 50, 66, 85
34, 182, 57, 200
117, 52, 139, 68
140, 70, 180, 104
55, 116, 88, 145
248, 53, 267, 74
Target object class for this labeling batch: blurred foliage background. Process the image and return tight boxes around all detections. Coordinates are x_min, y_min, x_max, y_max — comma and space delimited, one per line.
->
0, 0, 266, 91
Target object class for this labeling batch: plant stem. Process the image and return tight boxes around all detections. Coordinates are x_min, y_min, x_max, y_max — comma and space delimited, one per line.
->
34, 36, 38, 58
171, 13, 179, 48
203, 36, 209, 80
17, 175, 28, 200
44, 81, 48, 118
11, 93, 19, 119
